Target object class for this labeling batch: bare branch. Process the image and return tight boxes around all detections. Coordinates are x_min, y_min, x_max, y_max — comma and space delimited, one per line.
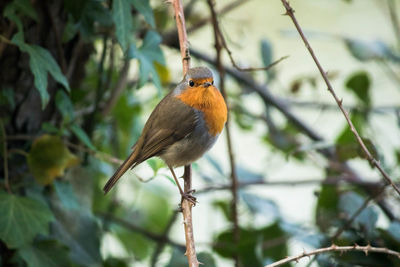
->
280, 0, 400, 196
265, 244, 400, 267
169, 0, 198, 266
170, 0, 191, 75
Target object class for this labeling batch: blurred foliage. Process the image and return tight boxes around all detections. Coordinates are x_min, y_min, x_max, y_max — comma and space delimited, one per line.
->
1, 0, 400, 266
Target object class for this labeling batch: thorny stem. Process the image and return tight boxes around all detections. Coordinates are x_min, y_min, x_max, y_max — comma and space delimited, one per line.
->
265, 244, 400, 267
207, 0, 240, 265
280, 0, 400, 196
169, 0, 198, 266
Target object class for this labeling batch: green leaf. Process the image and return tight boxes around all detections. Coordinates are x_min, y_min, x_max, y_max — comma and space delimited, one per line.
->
316, 185, 339, 231
112, 0, 134, 52
128, 31, 165, 91
0, 192, 54, 248
339, 192, 378, 237
11, 34, 70, 109
146, 157, 165, 174
70, 124, 96, 150
131, 0, 155, 28
18, 240, 71, 267
387, 221, 400, 242
214, 224, 288, 266
52, 206, 101, 266
54, 180, 80, 211
345, 71, 371, 106
13, 0, 38, 21
28, 135, 79, 185
114, 227, 152, 260
56, 90, 75, 123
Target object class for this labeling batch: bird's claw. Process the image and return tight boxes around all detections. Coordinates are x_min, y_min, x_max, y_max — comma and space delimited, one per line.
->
181, 190, 197, 206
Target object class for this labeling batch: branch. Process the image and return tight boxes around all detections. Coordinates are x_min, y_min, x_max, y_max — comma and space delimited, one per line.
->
265, 244, 400, 267
207, 0, 240, 265
0, 120, 11, 194
101, 60, 131, 116
280, 0, 400, 196
169, 1, 198, 266
97, 212, 185, 250
331, 185, 387, 241
171, 0, 191, 75
196, 176, 388, 194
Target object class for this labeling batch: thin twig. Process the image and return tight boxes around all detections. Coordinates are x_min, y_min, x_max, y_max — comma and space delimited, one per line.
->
214, 15, 288, 72
169, 1, 198, 266
101, 60, 131, 116
170, 0, 190, 75
151, 211, 180, 267
331, 185, 387, 241
0, 121, 11, 194
288, 100, 400, 114
265, 244, 400, 267
207, 0, 240, 266
280, 0, 400, 196
197, 177, 388, 194
97, 212, 185, 250
6, 134, 123, 166
186, 0, 251, 35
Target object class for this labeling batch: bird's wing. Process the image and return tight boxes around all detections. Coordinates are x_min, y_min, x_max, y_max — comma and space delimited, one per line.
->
134, 94, 198, 163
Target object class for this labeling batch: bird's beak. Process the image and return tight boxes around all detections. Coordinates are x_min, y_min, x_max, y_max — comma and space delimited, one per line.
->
203, 82, 212, 88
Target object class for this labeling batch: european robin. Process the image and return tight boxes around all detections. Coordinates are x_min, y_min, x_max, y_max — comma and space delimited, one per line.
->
103, 67, 227, 202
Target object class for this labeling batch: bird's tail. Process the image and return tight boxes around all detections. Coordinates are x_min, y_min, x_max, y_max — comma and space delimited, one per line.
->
103, 151, 138, 194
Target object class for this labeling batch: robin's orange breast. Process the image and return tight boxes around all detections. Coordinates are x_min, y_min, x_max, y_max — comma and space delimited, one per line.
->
176, 83, 227, 136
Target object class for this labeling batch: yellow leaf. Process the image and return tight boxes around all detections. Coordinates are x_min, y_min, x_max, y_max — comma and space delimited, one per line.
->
28, 135, 79, 185
154, 62, 170, 86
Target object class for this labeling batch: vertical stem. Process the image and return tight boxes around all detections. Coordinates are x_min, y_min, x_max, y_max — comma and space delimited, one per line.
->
172, 0, 191, 75
170, 1, 198, 266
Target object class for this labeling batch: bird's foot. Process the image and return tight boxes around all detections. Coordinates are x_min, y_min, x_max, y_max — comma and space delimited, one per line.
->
180, 189, 197, 206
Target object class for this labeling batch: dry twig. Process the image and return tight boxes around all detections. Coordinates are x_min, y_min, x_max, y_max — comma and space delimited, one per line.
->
266, 244, 400, 267
280, 0, 400, 196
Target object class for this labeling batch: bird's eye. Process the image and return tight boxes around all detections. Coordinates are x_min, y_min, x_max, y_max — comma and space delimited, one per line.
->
211, 80, 214, 85
189, 80, 195, 87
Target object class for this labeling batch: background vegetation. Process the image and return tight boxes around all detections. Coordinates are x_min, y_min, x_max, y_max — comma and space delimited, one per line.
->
1, 0, 400, 266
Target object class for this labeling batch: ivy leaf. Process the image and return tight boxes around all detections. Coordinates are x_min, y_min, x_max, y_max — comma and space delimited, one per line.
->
12, 0, 38, 21
28, 135, 79, 185
112, 0, 134, 52
131, 0, 155, 28
55, 90, 75, 123
18, 240, 71, 267
0, 192, 54, 248
11, 33, 70, 109
345, 71, 371, 107
128, 31, 165, 91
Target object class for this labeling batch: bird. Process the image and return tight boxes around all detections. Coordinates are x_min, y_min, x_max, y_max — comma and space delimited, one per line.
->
103, 66, 227, 202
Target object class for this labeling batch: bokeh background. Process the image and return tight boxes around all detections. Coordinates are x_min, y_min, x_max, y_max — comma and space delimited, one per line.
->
1, 0, 400, 266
